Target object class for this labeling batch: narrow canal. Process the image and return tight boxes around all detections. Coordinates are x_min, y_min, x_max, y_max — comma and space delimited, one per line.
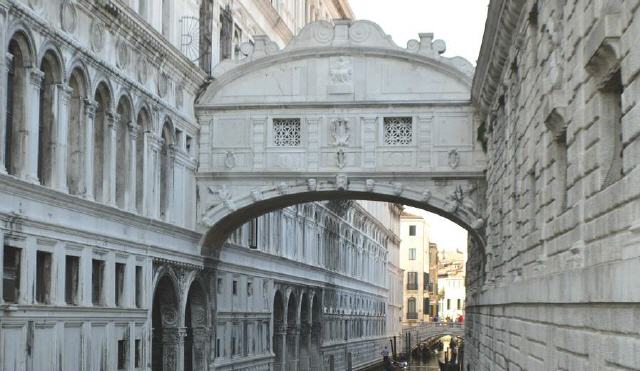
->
372, 336, 462, 371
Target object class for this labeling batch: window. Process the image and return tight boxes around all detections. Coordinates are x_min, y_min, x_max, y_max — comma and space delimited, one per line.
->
407, 297, 416, 313
408, 248, 416, 260
217, 278, 223, 294
406, 272, 418, 290
273, 119, 301, 146
232, 280, 238, 295
185, 135, 193, 155
92, 259, 105, 306
117, 339, 126, 370
457, 299, 462, 310
134, 339, 141, 368
65, 256, 80, 305
36, 251, 52, 304
216, 338, 221, 357
423, 272, 429, 290
219, 5, 233, 61
447, 299, 451, 310
600, 69, 624, 188
384, 117, 413, 145
423, 298, 430, 313
115, 263, 125, 307
3, 245, 21, 303
408, 225, 416, 236
135, 266, 143, 308
247, 282, 253, 297
248, 218, 258, 249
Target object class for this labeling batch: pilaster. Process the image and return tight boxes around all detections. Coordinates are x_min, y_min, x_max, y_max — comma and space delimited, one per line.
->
127, 121, 138, 211
105, 112, 118, 206
83, 98, 98, 200
0, 53, 13, 174
20, 68, 45, 183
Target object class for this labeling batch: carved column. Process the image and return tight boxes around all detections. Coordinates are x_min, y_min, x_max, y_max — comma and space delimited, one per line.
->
273, 324, 287, 371
147, 131, 161, 218
104, 112, 118, 206
0, 54, 12, 174
20, 68, 44, 183
83, 99, 97, 200
286, 324, 300, 371
159, 327, 185, 371
126, 122, 137, 211
298, 322, 312, 371
190, 327, 209, 371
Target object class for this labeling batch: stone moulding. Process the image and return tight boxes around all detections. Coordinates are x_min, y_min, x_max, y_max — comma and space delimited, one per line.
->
584, 13, 622, 76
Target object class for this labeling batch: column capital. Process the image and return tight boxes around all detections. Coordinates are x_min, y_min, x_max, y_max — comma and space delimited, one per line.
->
128, 121, 139, 138
106, 112, 119, 129
83, 98, 98, 118
29, 68, 45, 88
4, 53, 14, 72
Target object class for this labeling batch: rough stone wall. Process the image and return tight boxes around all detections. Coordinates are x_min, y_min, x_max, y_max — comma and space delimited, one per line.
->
468, 0, 640, 370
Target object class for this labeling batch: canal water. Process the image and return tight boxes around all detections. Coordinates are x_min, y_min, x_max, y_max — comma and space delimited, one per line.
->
372, 336, 461, 371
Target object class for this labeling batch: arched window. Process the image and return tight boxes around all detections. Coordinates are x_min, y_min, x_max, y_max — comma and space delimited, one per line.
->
93, 82, 111, 203
38, 51, 62, 186
159, 121, 174, 220
5, 32, 33, 176
136, 108, 150, 213
115, 96, 132, 209
67, 68, 88, 195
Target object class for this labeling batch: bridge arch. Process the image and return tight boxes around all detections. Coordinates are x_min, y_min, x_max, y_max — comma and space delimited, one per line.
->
195, 19, 487, 263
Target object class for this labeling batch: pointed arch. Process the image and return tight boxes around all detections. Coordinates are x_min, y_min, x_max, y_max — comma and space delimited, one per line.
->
152, 271, 180, 371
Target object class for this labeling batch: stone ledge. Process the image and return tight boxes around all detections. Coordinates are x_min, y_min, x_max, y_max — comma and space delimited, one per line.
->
584, 13, 623, 75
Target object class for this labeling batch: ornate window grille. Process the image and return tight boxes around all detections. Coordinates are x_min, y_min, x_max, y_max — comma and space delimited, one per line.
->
273, 118, 302, 146
383, 117, 413, 145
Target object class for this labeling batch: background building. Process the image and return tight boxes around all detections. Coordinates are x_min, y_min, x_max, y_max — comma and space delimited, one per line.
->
437, 249, 466, 320
399, 211, 437, 325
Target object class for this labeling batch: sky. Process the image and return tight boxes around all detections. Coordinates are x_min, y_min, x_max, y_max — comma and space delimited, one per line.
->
349, 0, 491, 64
405, 206, 468, 253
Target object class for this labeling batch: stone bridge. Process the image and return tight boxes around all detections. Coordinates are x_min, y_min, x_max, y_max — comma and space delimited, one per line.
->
402, 323, 465, 351
195, 20, 487, 255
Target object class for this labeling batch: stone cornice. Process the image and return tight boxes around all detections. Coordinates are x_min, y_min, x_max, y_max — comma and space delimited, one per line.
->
471, 0, 526, 114
254, 0, 294, 44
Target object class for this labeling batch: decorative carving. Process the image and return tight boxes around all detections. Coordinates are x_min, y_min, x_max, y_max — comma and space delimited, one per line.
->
224, 151, 236, 169
393, 182, 403, 196
208, 185, 236, 211
61, 1, 77, 33
312, 21, 335, 44
336, 149, 346, 169
349, 21, 371, 43
365, 179, 375, 192
471, 218, 484, 229
332, 118, 350, 146
336, 175, 348, 191
445, 185, 465, 213
116, 39, 130, 68
330, 57, 352, 84
175, 85, 184, 108
277, 182, 289, 195
136, 55, 149, 83
421, 190, 432, 202
307, 178, 317, 191
250, 190, 263, 202
158, 73, 169, 98
90, 20, 105, 52
161, 308, 177, 326
448, 149, 460, 169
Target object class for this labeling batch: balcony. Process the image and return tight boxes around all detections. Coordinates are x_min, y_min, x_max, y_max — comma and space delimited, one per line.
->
406, 283, 418, 290
406, 312, 418, 320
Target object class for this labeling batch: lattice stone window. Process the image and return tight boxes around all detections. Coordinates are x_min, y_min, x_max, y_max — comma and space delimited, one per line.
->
384, 117, 413, 145
273, 118, 301, 146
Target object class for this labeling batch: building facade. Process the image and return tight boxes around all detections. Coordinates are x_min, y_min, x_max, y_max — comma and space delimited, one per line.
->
437, 250, 465, 320
467, 0, 640, 369
399, 211, 437, 325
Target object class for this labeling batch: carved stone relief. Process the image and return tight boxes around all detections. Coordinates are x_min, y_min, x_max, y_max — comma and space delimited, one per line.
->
175, 85, 184, 108
60, 1, 78, 33
116, 39, 130, 68
90, 20, 105, 52
332, 118, 350, 146
336, 149, 346, 168
328, 57, 353, 94
224, 151, 236, 169
158, 73, 169, 97
136, 55, 149, 83
448, 149, 460, 169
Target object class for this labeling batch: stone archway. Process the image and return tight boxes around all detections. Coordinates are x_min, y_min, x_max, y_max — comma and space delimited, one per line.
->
195, 19, 486, 257
152, 274, 180, 371
183, 279, 209, 371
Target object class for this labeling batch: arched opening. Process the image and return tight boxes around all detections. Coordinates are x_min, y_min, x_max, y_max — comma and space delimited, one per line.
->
286, 292, 298, 371
38, 50, 63, 187
93, 82, 111, 203
272, 290, 285, 371
115, 95, 132, 209
136, 107, 150, 213
5, 32, 33, 176
159, 121, 174, 221
66, 67, 87, 195
298, 293, 311, 371
184, 279, 209, 371
152, 275, 179, 371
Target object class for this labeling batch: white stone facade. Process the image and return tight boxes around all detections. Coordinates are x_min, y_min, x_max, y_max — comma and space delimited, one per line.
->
467, 0, 640, 370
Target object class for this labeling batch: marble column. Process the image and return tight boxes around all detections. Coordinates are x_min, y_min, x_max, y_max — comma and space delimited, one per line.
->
82, 98, 97, 200
20, 68, 44, 183
273, 324, 287, 371
165, 145, 176, 223
104, 112, 118, 206
159, 327, 186, 371
286, 324, 300, 371
147, 131, 161, 218
298, 322, 312, 371
126, 122, 137, 212
51, 84, 72, 192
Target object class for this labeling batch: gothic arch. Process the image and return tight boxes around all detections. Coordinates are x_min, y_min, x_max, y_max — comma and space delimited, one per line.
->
151, 267, 181, 371
93, 80, 112, 202
37, 48, 64, 187
6, 25, 37, 67
66, 66, 89, 195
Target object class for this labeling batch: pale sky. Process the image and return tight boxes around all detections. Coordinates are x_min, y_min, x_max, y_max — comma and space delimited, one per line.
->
405, 206, 468, 253
349, 0, 490, 64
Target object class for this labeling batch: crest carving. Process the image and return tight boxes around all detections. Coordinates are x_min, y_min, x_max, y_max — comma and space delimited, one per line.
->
90, 21, 105, 52
332, 118, 350, 146
61, 1, 77, 33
